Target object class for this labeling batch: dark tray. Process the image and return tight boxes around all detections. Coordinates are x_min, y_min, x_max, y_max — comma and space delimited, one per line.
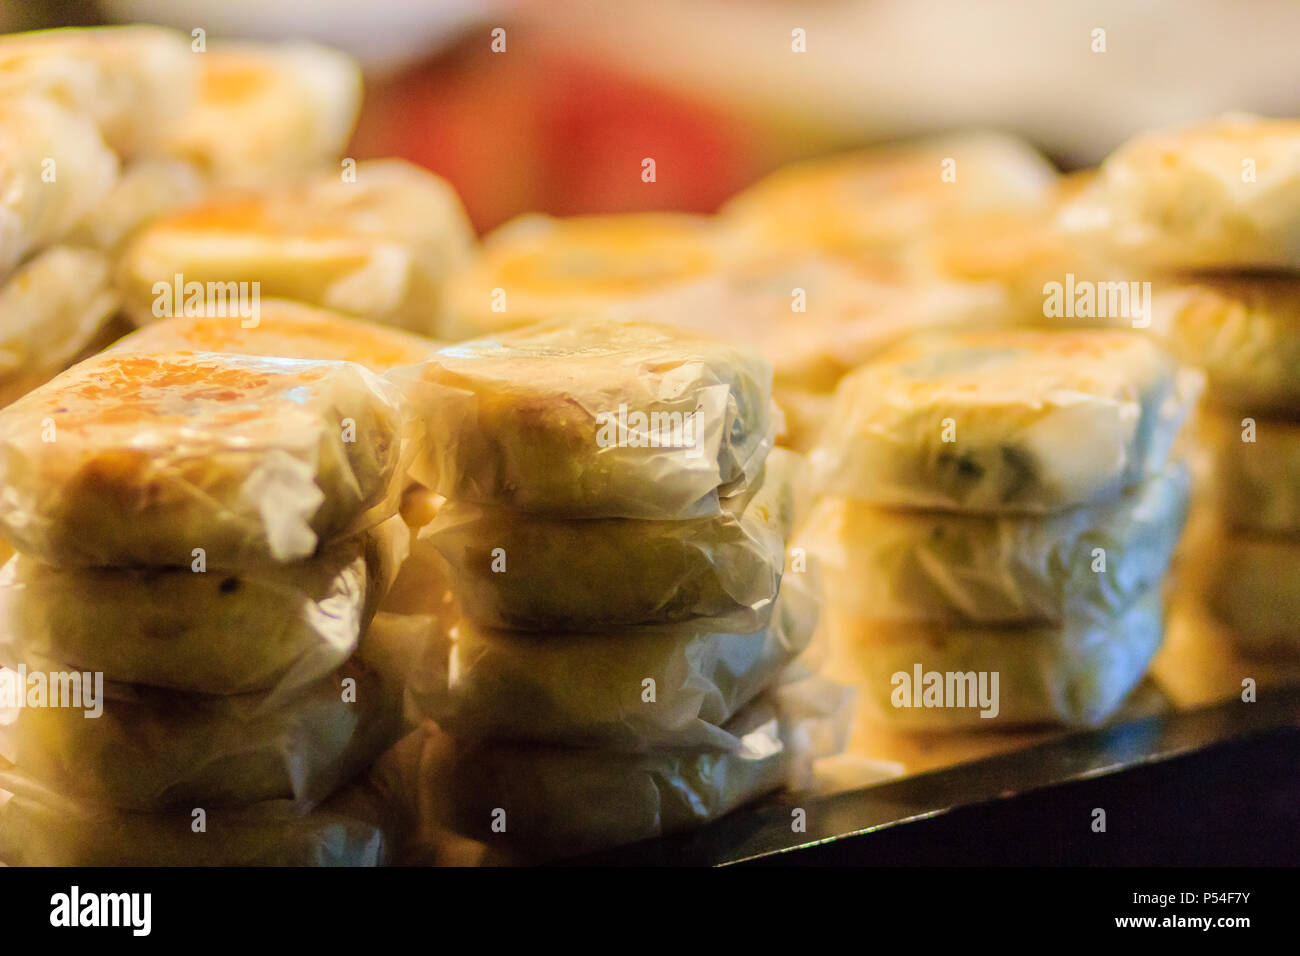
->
574, 687, 1300, 866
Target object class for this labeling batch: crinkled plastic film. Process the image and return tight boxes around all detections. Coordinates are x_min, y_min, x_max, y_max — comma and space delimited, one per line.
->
431, 675, 852, 859
809, 329, 1198, 513
429, 448, 801, 631
0, 351, 411, 566
67, 158, 206, 251
111, 299, 443, 373
0, 95, 118, 276
118, 160, 472, 333
0, 25, 197, 158
800, 464, 1189, 625
823, 588, 1164, 729
421, 575, 820, 751
0, 649, 402, 812
0, 773, 390, 866
0, 514, 407, 697
387, 319, 774, 518
0, 246, 120, 405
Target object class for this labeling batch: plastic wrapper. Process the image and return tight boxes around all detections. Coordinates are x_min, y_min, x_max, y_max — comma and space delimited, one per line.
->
0, 774, 391, 867
429, 448, 801, 631
1150, 275, 1300, 415
389, 319, 774, 519
440, 212, 736, 341
616, 253, 1010, 392
0, 246, 120, 407
721, 131, 1057, 261
1197, 411, 1300, 533
119, 160, 472, 334
421, 571, 820, 751
0, 645, 403, 812
161, 41, 360, 187
111, 298, 442, 372
823, 588, 1163, 730
0, 350, 409, 567
910, 170, 1135, 324
0, 25, 196, 158
66, 158, 207, 251
799, 463, 1189, 625
0, 514, 407, 697
0, 95, 118, 278
428, 674, 853, 860
809, 328, 1197, 514
1061, 113, 1300, 271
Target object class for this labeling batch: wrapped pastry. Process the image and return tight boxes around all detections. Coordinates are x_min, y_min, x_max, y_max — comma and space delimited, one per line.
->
389, 320, 774, 519
615, 253, 1009, 394
0, 652, 402, 812
1150, 275, 1300, 415
66, 158, 207, 251
161, 41, 360, 185
0, 246, 120, 408
1062, 113, 1300, 271
0, 514, 407, 697
809, 328, 1197, 513
0, 777, 391, 867
0, 25, 196, 158
118, 160, 473, 334
0, 95, 118, 277
721, 131, 1057, 261
429, 448, 801, 632
111, 298, 442, 371
432, 676, 852, 859
823, 589, 1164, 729
423, 573, 819, 750
800, 463, 1189, 625
0, 351, 408, 567
1199, 412, 1300, 534
440, 212, 734, 341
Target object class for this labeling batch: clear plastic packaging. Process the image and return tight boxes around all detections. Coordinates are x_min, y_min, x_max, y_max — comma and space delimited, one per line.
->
118, 160, 473, 333
0, 514, 407, 697
0, 650, 403, 812
439, 212, 733, 341
0, 775, 391, 867
809, 328, 1198, 513
66, 158, 207, 251
822, 588, 1163, 729
1151, 275, 1300, 415
0, 350, 410, 567
160, 41, 360, 186
800, 463, 1189, 625
429, 448, 801, 631
0, 95, 118, 277
0, 25, 196, 158
0, 246, 120, 406
428, 674, 853, 860
1061, 113, 1300, 271
111, 299, 442, 372
721, 131, 1057, 260
388, 319, 775, 519
421, 573, 820, 751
